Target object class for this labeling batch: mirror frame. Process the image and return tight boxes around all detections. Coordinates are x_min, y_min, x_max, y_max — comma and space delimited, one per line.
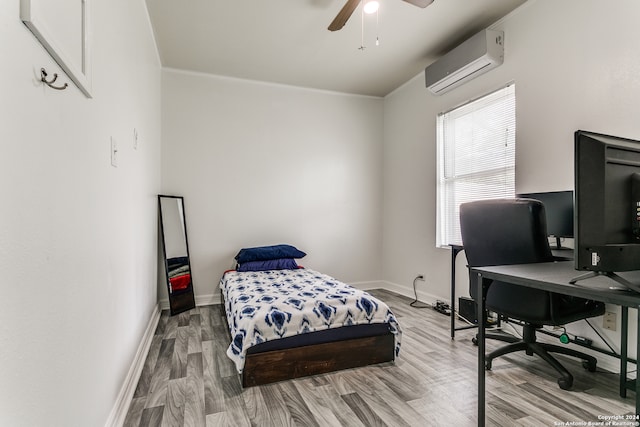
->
158, 195, 195, 315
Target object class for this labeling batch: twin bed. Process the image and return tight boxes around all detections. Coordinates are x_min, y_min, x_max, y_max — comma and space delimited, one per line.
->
218, 244, 402, 387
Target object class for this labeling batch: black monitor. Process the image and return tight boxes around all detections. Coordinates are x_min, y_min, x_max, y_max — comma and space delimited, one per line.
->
572, 130, 640, 289
517, 190, 573, 249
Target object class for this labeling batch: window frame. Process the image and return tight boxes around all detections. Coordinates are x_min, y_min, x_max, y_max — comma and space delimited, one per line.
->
436, 84, 516, 248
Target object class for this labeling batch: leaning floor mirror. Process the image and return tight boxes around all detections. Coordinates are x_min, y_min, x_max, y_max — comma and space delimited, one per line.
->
158, 195, 196, 315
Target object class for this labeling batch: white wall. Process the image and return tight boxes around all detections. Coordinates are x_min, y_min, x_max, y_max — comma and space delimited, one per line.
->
3, 0, 637, 421
0, 1, 161, 426
382, 0, 640, 369
161, 70, 384, 304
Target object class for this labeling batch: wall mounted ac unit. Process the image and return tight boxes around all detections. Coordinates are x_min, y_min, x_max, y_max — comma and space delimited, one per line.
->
425, 29, 504, 95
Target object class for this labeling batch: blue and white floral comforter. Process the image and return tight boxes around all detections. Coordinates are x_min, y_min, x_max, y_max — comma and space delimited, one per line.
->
220, 268, 402, 373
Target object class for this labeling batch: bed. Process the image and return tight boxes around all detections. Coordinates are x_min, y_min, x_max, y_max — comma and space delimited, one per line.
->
219, 245, 402, 387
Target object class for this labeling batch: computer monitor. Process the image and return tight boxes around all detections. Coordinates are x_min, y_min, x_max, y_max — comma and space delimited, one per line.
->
517, 190, 573, 249
573, 130, 640, 289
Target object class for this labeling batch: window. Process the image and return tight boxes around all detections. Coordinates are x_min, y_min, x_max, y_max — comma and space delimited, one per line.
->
436, 84, 516, 247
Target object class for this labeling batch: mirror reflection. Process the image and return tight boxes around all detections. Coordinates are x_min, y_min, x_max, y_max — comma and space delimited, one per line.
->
158, 195, 195, 315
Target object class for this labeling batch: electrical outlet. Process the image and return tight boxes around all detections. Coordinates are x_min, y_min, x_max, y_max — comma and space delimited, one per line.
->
603, 311, 617, 331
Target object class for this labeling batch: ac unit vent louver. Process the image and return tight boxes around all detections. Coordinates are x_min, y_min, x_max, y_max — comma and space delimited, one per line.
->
425, 29, 504, 95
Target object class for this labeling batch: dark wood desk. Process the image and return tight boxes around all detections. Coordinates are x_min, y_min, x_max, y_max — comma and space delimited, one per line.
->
471, 261, 640, 426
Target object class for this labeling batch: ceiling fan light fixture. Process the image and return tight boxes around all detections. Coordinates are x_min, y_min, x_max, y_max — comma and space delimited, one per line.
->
363, 0, 379, 14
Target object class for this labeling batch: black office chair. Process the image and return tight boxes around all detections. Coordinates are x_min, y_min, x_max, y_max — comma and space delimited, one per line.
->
459, 198, 606, 390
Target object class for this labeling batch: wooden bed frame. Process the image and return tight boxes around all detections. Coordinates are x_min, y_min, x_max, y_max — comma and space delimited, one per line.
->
243, 332, 395, 387
219, 295, 396, 387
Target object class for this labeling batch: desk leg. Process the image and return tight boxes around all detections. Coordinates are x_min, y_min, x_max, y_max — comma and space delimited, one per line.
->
451, 248, 457, 339
476, 272, 486, 427
636, 306, 640, 416
450, 246, 464, 339
621, 306, 628, 398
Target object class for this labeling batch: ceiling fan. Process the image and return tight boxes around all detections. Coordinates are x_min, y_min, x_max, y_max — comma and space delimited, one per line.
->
328, 0, 434, 31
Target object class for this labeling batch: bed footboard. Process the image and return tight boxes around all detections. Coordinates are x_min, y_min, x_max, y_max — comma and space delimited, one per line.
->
242, 332, 395, 387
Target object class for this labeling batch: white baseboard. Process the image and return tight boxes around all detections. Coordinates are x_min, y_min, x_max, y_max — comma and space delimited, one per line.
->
159, 283, 386, 309
347, 280, 388, 291
105, 304, 161, 427
380, 280, 443, 305
158, 293, 221, 311
158, 280, 419, 311
196, 293, 221, 306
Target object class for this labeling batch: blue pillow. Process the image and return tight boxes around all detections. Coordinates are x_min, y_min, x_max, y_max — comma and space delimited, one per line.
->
235, 244, 306, 263
237, 258, 299, 272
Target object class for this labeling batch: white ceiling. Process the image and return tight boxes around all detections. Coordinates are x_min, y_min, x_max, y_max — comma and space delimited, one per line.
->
145, 0, 527, 97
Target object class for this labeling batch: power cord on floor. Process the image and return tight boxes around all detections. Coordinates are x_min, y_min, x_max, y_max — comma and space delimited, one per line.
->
584, 318, 618, 355
410, 275, 430, 308
453, 309, 475, 326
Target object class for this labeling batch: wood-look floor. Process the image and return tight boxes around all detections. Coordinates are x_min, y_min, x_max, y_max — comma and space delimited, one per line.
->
123, 289, 634, 426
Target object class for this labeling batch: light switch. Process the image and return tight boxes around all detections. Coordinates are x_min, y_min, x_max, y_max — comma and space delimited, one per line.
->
111, 137, 118, 167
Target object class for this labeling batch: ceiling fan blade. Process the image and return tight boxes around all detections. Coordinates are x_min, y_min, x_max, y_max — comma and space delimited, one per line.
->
402, 0, 434, 8
328, 0, 361, 32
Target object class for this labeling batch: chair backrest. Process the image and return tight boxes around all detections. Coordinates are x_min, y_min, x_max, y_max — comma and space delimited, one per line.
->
460, 198, 604, 324
460, 198, 554, 268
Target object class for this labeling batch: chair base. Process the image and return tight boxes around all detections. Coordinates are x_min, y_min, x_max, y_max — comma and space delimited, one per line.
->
479, 325, 598, 390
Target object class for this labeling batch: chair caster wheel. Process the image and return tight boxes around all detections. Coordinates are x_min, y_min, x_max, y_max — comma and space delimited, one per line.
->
472, 337, 478, 346
558, 377, 573, 390
582, 359, 597, 372
485, 360, 492, 371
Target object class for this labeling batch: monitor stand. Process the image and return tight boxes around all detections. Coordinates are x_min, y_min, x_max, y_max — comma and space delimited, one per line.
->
570, 270, 640, 293
551, 237, 573, 251
554, 237, 562, 250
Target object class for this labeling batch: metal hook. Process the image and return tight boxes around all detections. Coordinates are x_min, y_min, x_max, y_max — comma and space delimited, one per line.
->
40, 68, 68, 91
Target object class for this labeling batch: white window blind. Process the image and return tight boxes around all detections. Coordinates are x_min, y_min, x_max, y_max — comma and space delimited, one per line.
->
436, 84, 516, 248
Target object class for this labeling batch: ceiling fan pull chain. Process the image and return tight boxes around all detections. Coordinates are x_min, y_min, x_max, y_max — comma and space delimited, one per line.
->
359, 0, 366, 50
376, 8, 380, 46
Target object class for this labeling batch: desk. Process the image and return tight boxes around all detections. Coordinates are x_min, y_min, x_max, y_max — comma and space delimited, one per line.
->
449, 244, 573, 339
471, 261, 640, 426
